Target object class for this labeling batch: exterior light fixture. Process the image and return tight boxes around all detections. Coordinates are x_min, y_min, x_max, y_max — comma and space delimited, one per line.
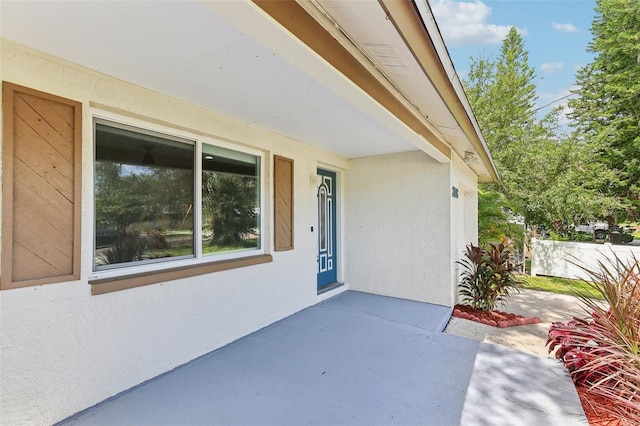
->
464, 151, 479, 165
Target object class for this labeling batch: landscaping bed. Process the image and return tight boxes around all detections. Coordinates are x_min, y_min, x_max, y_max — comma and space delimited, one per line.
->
454, 241, 639, 424
577, 386, 631, 426
545, 254, 640, 425
452, 304, 540, 328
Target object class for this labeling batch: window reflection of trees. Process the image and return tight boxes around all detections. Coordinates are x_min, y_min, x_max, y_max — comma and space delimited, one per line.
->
94, 122, 262, 270
202, 172, 259, 253
94, 160, 194, 268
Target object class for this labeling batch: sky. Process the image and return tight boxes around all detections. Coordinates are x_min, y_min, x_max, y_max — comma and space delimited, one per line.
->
431, 0, 598, 121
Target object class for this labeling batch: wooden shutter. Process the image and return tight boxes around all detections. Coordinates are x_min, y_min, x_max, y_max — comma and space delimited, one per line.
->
274, 156, 294, 251
1, 82, 82, 289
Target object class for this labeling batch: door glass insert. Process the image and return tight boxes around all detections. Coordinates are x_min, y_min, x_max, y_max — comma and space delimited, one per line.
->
317, 170, 337, 287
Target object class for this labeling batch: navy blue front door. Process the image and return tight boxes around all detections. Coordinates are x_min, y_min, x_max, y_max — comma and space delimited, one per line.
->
317, 169, 337, 289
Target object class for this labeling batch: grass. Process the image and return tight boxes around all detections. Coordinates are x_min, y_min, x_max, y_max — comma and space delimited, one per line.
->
522, 275, 605, 300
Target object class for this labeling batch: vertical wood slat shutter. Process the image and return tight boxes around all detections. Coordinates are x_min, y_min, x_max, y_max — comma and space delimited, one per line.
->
1, 82, 82, 290
274, 156, 294, 251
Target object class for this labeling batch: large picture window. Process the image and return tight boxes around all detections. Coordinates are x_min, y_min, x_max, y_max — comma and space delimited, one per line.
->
94, 120, 262, 274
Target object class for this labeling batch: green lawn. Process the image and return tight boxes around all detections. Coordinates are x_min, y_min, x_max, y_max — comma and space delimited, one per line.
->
521, 275, 604, 300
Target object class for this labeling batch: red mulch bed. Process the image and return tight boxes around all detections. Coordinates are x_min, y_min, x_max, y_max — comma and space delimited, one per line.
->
452, 304, 540, 328
576, 385, 632, 425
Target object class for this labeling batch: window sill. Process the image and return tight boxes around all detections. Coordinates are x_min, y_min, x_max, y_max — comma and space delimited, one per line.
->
90, 254, 272, 295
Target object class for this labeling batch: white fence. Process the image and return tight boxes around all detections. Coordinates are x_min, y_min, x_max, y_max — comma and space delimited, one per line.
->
531, 238, 640, 280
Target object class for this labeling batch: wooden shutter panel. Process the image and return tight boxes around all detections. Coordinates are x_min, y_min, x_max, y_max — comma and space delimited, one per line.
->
2, 82, 82, 289
274, 156, 294, 251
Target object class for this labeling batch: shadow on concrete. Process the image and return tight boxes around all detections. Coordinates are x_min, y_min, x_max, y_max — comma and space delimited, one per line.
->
461, 343, 586, 425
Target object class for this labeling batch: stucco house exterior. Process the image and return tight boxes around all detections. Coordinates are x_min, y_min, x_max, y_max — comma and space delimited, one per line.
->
0, 1, 497, 423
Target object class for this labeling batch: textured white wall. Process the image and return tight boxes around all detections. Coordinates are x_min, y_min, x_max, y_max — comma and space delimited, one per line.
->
0, 40, 348, 425
344, 151, 453, 306
450, 154, 479, 304
531, 239, 640, 280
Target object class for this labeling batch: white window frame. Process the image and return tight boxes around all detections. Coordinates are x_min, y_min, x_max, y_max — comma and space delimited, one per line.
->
89, 111, 266, 282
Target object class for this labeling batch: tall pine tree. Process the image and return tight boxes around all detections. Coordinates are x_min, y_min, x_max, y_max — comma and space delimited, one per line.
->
569, 0, 640, 223
465, 28, 551, 228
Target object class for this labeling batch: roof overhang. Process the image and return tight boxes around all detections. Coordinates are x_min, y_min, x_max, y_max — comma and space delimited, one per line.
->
0, 0, 497, 181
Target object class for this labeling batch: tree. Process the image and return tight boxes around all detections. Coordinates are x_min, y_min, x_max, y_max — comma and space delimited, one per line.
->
464, 25, 628, 240
95, 163, 193, 232
536, 130, 626, 226
465, 28, 555, 230
202, 173, 258, 247
465, 7, 639, 241
477, 189, 521, 246
568, 0, 640, 224
95, 162, 157, 231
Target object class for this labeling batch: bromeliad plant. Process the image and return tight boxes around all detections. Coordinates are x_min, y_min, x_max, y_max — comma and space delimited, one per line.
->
457, 241, 524, 312
546, 254, 640, 422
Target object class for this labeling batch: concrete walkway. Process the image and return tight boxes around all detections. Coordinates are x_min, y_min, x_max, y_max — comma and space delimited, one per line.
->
60, 291, 586, 425
445, 289, 589, 357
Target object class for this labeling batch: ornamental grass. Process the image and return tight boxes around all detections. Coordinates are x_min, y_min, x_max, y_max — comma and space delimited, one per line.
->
547, 253, 640, 423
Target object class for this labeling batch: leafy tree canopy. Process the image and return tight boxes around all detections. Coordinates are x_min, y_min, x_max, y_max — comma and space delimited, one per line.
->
465, 15, 638, 242
568, 0, 640, 223
464, 28, 565, 229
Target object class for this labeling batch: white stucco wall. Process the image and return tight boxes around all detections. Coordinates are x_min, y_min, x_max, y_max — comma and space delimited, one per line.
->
344, 151, 453, 306
0, 40, 350, 425
531, 238, 640, 280
450, 153, 479, 304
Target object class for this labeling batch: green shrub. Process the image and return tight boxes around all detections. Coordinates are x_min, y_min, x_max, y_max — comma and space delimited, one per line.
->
99, 229, 147, 264
548, 230, 593, 242
457, 241, 524, 312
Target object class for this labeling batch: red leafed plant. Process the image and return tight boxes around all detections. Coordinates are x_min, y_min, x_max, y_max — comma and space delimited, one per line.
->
546, 254, 640, 423
457, 241, 524, 312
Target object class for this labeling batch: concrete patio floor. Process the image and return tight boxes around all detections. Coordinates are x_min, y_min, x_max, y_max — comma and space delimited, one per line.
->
60, 291, 586, 425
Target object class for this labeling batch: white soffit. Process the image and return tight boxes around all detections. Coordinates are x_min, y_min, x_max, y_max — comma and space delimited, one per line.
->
317, 1, 455, 126
0, 0, 422, 159
312, 0, 495, 181
314, 2, 474, 152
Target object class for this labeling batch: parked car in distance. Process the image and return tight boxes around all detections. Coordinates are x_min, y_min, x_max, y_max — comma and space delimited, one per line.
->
574, 222, 608, 240
574, 222, 634, 243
